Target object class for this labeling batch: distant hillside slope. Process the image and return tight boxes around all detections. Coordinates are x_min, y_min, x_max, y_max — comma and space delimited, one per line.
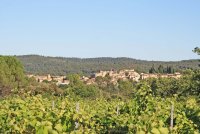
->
16, 55, 200, 76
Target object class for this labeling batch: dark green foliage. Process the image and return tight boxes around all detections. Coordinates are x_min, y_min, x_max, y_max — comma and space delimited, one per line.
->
158, 65, 164, 73
72, 85, 99, 98
67, 74, 82, 87
166, 66, 175, 74
0, 56, 25, 96
149, 65, 157, 73
149, 65, 175, 74
140, 69, 200, 97
64, 74, 99, 99
190, 70, 200, 96
17, 55, 199, 76
117, 79, 134, 98
193, 47, 200, 55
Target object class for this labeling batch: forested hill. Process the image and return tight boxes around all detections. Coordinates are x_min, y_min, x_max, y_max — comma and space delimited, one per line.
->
16, 55, 200, 76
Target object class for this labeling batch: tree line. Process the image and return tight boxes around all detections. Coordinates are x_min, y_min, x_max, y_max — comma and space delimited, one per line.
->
149, 65, 175, 74
16, 55, 199, 76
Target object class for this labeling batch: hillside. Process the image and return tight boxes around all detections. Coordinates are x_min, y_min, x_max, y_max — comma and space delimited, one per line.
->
16, 55, 200, 76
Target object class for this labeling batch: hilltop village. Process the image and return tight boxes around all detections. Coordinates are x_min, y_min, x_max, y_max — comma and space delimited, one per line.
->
27, 69, 182, 86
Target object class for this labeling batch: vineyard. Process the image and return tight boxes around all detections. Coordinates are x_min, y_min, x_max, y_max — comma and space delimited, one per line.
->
0, 56, 200, 133
0, 85, 199, 134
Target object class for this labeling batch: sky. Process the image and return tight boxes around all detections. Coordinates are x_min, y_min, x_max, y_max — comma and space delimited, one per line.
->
0, 0, 200, 61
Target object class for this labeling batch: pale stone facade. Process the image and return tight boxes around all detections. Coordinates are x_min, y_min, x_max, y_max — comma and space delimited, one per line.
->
90, 69, 141, 84
140, 72, 182, 80
27, 74, 69, 85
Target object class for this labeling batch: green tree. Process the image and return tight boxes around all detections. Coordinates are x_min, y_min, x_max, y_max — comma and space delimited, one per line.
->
149, 64, 157, 73
0, 56, 25, 96
117, 79, 134, 98
158, 65, 164, 73
193, 47, 200, 55
67, 74, 82, 87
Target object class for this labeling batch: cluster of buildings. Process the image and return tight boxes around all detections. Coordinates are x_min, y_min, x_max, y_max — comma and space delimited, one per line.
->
45, 69, 141, 85
91, 69, 141, 84
140, 72, 181, 79
27, 69, 182, 85
27, 74, 70, 85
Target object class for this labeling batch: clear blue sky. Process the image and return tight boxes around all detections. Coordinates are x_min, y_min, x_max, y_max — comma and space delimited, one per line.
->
0, 0, 199, 61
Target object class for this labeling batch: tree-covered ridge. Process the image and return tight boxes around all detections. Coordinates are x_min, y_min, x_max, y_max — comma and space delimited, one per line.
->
17, 55, 199, 76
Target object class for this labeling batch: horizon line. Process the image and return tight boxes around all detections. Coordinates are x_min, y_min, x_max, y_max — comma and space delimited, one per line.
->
8, 54, 200, 62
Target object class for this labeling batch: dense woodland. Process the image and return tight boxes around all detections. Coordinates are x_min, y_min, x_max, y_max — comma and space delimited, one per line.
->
17, 55, 200, 76
0, 49, 200, 133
